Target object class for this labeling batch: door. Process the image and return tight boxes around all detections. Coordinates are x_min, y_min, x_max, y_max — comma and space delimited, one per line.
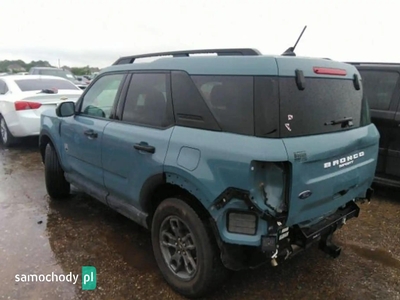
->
102, 72, 174, 215
61, 73, 126, 196
358, 69, 400, 177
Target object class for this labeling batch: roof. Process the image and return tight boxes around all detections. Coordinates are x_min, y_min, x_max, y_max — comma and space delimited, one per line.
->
102, 55, 359, 79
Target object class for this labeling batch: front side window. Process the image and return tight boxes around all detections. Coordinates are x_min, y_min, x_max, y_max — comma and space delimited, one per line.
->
122, 73, 173, 127
80, 74, 125, 118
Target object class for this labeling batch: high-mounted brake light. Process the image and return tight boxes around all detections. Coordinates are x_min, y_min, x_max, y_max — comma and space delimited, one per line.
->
313, 67, 347, 76
15, 101, 42, 111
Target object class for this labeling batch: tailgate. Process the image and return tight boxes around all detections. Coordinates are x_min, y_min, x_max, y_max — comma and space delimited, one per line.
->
283, 124, 379, 226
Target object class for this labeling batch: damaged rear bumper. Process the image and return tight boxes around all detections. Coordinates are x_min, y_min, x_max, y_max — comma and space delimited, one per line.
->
261, 199, 362, 265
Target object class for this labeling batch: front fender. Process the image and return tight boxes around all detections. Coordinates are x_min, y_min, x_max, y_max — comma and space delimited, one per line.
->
40, 115, 69, 170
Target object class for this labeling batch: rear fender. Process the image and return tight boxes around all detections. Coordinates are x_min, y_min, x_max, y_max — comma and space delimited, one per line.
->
164, 172, 211, 211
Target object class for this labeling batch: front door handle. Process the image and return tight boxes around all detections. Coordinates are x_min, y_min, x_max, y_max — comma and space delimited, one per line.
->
134, 142, 155, 154
84, 129, 98, 139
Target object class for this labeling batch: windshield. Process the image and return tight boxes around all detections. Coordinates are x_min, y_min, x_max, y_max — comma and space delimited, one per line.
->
15, 78, 80, 91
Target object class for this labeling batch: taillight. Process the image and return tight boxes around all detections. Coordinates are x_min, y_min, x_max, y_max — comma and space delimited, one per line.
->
250, 161, 290, 214
14, 101, 42, 111
313, 67, 347, 76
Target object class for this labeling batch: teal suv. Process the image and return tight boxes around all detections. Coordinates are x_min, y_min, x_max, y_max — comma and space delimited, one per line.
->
39, 48, 379, 298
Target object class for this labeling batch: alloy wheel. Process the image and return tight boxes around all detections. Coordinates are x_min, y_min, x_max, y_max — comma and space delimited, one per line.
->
159, 216, 198, 280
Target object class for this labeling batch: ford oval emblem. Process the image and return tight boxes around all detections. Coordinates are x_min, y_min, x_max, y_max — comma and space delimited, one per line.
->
298, 190, 312, 199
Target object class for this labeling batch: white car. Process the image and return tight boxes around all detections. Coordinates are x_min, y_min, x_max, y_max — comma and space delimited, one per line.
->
0, 75, 83, 147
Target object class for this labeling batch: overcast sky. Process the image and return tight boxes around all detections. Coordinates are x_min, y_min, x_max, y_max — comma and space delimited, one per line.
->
0, 0, 398, 68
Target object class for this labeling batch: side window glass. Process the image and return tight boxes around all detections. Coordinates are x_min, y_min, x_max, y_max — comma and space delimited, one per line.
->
191, 75, 254, 135
122, 73, 173, 127
360, 70, 399, 110
80, 74, 124, 118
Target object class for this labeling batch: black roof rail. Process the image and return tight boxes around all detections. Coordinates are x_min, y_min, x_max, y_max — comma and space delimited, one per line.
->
112, 48, 262, 65
347, 62, 400, 66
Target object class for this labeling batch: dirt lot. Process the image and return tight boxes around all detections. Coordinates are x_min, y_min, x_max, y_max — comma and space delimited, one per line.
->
1, 140, 399, 300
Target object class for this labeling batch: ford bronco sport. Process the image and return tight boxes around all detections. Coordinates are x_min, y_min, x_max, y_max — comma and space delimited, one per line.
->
39, 48, 379, 298
349, 62, 400, 187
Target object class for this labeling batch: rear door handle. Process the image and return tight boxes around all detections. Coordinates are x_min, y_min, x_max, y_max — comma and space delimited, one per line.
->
84, 129, 98, 139
134, 142, 155, 154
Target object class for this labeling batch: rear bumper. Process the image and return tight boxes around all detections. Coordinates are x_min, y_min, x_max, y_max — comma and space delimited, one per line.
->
213, 188, 373, 270
5, 111, 40, 137
293, 200, 359, 247
261, 199, 363, 263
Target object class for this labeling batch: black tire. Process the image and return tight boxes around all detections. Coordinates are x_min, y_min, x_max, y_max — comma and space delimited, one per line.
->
44, 143, 70, 199
0, 115, 16, 147
152, 197, 229, 298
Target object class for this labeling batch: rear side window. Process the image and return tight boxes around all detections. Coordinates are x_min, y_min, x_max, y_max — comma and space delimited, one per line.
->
171, 71, 220, 131
15, 79, 80, 91
122, 73, 174, 128
191, 76, 254, 135
359, 70, 399, 110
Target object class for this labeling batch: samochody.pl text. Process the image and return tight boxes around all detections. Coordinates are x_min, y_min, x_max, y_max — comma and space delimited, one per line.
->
15, 272, 79, 284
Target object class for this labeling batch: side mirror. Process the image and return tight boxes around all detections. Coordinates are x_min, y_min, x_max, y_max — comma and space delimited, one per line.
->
56, 101, 75, 117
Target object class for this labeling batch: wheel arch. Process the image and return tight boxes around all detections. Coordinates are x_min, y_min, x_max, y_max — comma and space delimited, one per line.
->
141, 173, 214, 230
39, 131, 59, 163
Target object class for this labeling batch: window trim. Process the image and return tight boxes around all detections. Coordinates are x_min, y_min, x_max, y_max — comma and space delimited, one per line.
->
115, 70, 175, 130
75, 71, 128, 121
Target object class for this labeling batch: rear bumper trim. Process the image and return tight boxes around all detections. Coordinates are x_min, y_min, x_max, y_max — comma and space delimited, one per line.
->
261, 201, 360, 262
294, 201, 360, 246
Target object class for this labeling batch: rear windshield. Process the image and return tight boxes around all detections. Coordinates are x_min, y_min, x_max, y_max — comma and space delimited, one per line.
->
15, 79, 80, 91
358, 70, 399, 110
278, 77, 368, 137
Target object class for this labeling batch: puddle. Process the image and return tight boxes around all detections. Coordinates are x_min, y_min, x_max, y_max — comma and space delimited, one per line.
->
347, 243, 400, 270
